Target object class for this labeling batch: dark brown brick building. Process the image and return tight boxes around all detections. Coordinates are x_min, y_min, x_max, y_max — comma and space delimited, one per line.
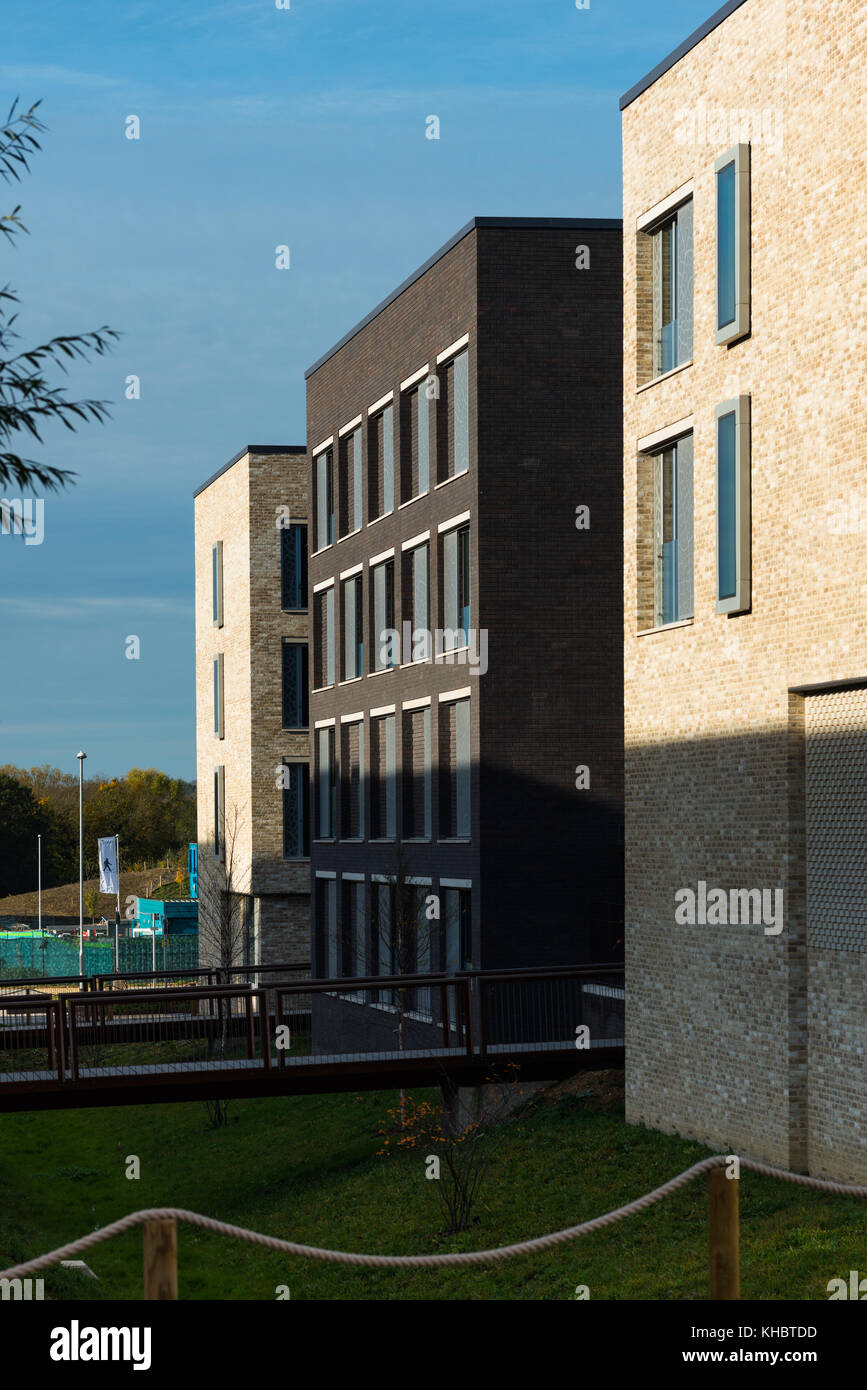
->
305, 216, 623, 1014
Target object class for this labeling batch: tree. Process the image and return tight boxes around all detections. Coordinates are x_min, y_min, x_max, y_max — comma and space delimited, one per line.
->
1, 98, 118, 494
0, 772, 41, 896
84, 887, 99, 923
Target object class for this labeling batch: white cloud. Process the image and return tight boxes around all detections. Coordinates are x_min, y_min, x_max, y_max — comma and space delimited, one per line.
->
0, 596, 192, 620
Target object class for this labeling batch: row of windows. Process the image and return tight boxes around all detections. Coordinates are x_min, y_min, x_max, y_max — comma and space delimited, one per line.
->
313, 346, 470, 553
315, 877, 472, 982
315, 696, 471, 843
640, 395, 750, 629
314, 522, 470, 688
644, 143, 750, 381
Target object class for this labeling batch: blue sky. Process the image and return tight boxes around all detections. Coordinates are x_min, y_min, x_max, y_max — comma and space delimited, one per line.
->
1, 0, 716, 781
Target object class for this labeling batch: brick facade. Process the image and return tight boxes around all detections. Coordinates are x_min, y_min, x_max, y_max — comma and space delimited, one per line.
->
622, 0, 867, 1179
194, 447, 311, 968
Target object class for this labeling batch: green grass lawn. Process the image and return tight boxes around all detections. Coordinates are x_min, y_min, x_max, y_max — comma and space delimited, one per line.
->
0, 1071, 864, 1301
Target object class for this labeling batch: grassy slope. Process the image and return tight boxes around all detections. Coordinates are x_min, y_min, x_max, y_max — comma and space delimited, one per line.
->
0, 870, 182, 919
0, 1073, 863, 1301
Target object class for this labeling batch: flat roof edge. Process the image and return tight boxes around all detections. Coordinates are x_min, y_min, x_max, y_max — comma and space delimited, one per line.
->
619, 0, 751, 110
193, 445, 306, 499
304, 216, 622, 378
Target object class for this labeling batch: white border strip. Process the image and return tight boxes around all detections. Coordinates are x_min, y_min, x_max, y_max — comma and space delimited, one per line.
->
437, 510, 471, 534
637, 415, 694, 453
402, 695, 432, 711
407, 877, 432, 886
368, 389, 394, 416
440, 878, 472, 889
314, 717, 336, 729
436, 333, 469, 365
636, 180, 694, 232
312, 435, 333, 457
342, 872, 365, 882
439, 687, 471, 703
371, 703, 396, 718
340, 711, 364, 724
339, 562, 363, 580
400, 363, 430, 392
401, 529, 430, 551
369, 545, 395, 567
338, 415, 362, 437
312, 576, 335, 593
314, 870, 337, 880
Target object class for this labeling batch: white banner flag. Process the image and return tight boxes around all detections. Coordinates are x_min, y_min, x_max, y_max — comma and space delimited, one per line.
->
98, 837, 119, 895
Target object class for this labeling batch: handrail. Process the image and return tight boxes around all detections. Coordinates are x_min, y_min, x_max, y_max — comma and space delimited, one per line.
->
1, 1155, 865, 1297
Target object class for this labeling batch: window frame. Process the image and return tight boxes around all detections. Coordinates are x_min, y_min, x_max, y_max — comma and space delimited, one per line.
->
281, 639, 309, 729
213, 653, 225, 740
715, 395, 751, 615
280, 523, 308, 611
212, 541, 223, 628
714, 143, 751, 346
281, 760, 310, 859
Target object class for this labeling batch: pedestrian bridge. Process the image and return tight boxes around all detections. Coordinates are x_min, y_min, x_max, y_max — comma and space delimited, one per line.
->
0, 962, 624, 1111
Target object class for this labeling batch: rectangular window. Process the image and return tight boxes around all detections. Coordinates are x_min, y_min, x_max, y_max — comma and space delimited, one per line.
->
652, 200, 693, 375
438, 350, 470, 481
402, 705, 431, 839
371, 713, 396, 839
651, 435, 694, 627
444, 887, 472, 973
369, 406, 394, 519
213, 654, 224, 738
340, 878, 366, 980
315, 449, 334, 550
372, 558, 395, 671
316, 876, 338, 978
715, 396, 751, 614
401, 385, 430, 502
715, 144, 750, 344
342, 574, 364, 680
212, 541, 223, 628
442, 524, 470, 650
281, 641, 309, 728
280, 523, 307, 610
402, 542, 430, 661
213, 765, 225, 860
282, 762, 310, 858
439, 698, 471, 838
340, 720, 365, 839
338, 429, 363, 538
317, 726, 336, 839
314, 586, 335, 687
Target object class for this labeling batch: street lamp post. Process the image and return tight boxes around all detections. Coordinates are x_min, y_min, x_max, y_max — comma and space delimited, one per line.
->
37, 832, 43, 976
77, 751, 86, 976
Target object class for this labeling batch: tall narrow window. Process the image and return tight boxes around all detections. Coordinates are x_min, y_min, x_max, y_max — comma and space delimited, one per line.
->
317, 726, 336, 839
315, 586, 335, 687
341, 720, 364, 839
371, 713, 396, 839
316, 876, 338, 978
404, 542, 430, 661
444, 887, 472, 973
369, 406, 394, 519
442, 524, 470, 650
715, 396, 751, 614
401, 385, 431, 502
213, 765, 225, 860
281, 641, 309, 728
403, 705, 431, 839
212, 541, 223, 628
282, 762, 310, 858
213, 654, 224, 739
439, 697, 471, 838
372, 558, 396, 671
340, 878, 367, 981
652, 435, 694, 627
715, 145, 750, 344
652, 200, 692, 375
315, 449, 334, 550
342, 574, 364, 680
281, 523, 307, 610
438, 350, 470, 480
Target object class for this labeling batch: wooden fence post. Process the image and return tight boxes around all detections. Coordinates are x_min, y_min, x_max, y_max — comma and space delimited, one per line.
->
143, 1218, 178, 1300
709, 1167, 739, 1299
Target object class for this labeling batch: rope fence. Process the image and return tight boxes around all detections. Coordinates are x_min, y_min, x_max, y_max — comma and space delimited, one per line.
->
3, 1153, 866, 1298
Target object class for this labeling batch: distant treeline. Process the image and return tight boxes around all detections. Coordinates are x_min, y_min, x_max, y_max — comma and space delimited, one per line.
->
0, 765, 197, 898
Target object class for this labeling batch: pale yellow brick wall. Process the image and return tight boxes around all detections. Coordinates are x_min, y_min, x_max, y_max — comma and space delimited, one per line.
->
622, 0, 867, 1177
194, 450, 311, 968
